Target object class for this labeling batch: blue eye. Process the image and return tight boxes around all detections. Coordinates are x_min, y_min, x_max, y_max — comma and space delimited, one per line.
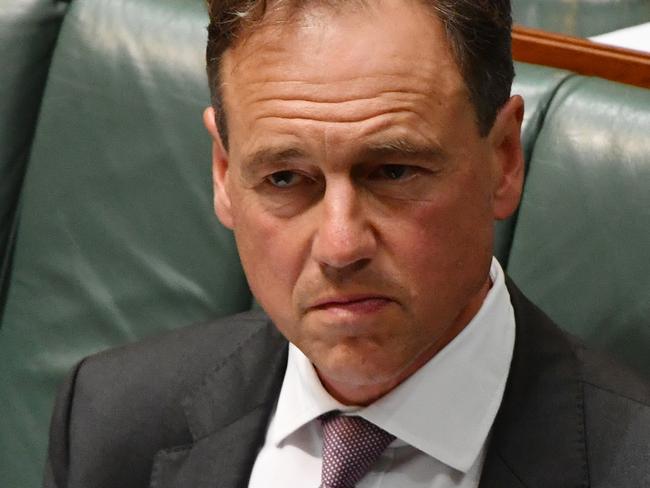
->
268, 171, 299, 187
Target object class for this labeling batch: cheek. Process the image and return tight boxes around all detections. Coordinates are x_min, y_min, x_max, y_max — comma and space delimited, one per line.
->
232, 204, 308, 312
405, 187, 489, 251
391, 174, 494, 287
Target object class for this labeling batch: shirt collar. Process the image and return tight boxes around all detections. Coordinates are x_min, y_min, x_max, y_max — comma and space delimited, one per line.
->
267, 257, 515, 473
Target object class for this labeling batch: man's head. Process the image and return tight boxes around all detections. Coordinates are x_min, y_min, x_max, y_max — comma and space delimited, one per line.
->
203, 0, 524, 405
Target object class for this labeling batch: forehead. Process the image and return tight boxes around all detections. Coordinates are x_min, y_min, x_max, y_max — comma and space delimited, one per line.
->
219, 0, 465, 110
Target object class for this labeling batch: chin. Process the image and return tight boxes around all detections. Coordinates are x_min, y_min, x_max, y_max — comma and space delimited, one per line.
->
318, 345, 408, 387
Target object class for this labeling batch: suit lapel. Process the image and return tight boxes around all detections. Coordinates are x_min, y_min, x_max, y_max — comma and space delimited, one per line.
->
479, 454, 527, 488
480, 279, 588, 488
149, 321, 289, 488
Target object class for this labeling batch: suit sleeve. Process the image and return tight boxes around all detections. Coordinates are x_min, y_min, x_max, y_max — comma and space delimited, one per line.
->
42, 360, 86, 488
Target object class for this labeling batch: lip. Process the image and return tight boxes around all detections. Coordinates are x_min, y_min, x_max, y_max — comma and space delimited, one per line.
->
308, 294, 394, 314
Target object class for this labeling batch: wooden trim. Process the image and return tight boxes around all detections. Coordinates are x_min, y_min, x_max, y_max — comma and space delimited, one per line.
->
512, 24, 650, 89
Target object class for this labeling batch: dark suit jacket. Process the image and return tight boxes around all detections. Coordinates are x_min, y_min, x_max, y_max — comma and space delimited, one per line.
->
44, 281, 650, 488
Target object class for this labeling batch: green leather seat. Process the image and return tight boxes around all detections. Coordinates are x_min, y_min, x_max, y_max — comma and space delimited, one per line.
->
0, 0, 68, 309
0, 0, 252, 486
513, 0, 650, 37
508, 76, 650, 377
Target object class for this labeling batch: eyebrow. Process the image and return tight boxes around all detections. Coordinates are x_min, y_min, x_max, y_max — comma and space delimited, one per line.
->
239, 146, 308, 178
238, 137, 445, 177
361, 138, 446, 162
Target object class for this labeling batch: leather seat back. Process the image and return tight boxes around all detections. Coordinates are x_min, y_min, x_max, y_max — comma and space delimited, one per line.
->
508, 76, 650, 377
0, 0, 251, 486
0, 0, 68, 312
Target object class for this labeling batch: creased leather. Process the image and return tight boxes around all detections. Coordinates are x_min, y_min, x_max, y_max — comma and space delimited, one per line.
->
508, 76, 650, 378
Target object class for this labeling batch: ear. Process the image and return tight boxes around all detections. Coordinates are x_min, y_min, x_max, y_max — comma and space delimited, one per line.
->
488, 95, 525, 220
203, 106, 234, 229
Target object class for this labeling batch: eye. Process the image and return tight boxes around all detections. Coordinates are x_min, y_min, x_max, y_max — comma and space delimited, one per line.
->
266, 170, 302, 188
372, 164, 415, 180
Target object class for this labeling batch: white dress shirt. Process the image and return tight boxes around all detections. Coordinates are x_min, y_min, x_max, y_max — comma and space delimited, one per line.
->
248, 258, 515, 488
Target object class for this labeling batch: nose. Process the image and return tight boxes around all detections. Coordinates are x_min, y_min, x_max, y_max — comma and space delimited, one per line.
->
311, 179, 377, 272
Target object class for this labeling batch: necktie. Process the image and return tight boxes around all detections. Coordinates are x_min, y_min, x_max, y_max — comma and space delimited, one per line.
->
320, 412, 396, 488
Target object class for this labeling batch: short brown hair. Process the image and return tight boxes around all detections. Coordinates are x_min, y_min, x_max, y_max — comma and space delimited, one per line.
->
206, 0, 514, 148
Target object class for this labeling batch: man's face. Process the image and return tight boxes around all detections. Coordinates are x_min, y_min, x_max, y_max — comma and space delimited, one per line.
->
206, 0, 523, 404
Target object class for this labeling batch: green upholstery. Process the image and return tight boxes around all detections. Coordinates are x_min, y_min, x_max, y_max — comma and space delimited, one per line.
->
0, 0, 251, 487
508, 76, 650, 377
1, 0, 649, 487
513, 0, 650, 37
0, 0, 68, 310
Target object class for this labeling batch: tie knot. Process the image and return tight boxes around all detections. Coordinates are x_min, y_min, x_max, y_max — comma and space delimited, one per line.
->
320, 412, 395, 488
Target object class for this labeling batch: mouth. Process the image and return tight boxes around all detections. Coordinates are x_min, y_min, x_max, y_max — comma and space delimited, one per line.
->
309, 295, 394, 314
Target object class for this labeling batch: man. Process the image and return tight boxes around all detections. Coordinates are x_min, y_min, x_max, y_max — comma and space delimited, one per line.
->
44, 0, 650, 487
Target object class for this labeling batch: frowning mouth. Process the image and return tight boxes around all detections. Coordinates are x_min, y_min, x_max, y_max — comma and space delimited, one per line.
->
309, 295, 393, 314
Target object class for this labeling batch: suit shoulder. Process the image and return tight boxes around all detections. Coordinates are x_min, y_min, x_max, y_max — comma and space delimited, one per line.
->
575, 346, 650, 486
576, 344, 650, 406
66, 310, 278, 440
75, 309, 277, 402
70, 311, 279, 410
508, 277, 650, 404
51, 310, 284, 488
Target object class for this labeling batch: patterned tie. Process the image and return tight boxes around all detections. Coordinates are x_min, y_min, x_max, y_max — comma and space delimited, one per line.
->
319, 412, 395, 488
